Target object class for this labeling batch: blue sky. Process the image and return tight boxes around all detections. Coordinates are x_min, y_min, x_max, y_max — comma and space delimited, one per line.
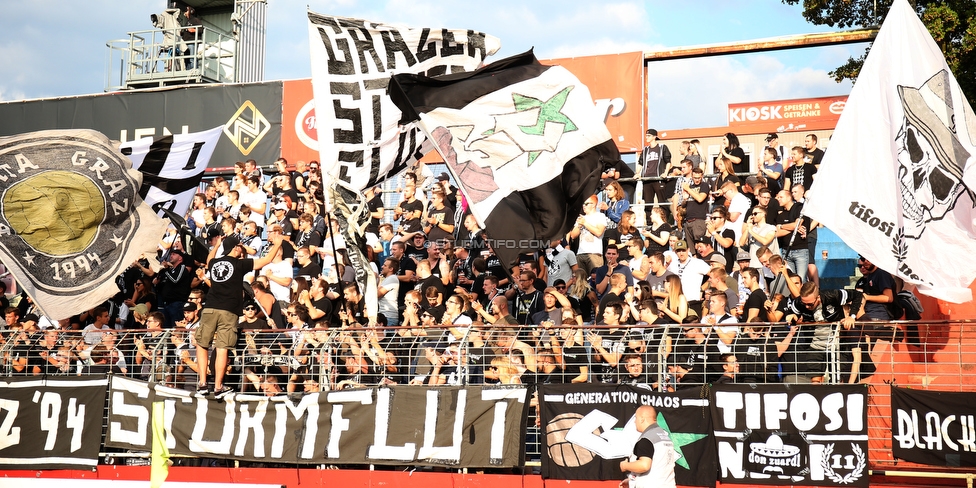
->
0, 0, 870, 130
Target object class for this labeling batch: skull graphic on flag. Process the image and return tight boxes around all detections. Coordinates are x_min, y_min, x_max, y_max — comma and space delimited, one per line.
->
896, 70, 976, 239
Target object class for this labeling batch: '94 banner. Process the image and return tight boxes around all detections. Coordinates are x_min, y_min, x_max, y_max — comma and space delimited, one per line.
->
0, 376, 108, 469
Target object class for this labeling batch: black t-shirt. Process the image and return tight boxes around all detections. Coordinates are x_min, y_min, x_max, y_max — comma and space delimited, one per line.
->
633, 437, 656, 460
644, 222, 672, 256
592, 329, 626, 383
366, 194, 384, 235
788, 163, 817, 193
396, 256, 418, 304
484, 254, 507, 283
205, 256, 254, 314
714, 228, 737, 273
398, 199, 424, 233
773, 203, 808, 251
295, 229, 323, 249
561, 344, 587, 383
405, 243, 428, 263
240, 317, 270, 330
729, 146, 748, 174
310, 296, 334, 326
297, 262, 322, 280
806, 148, 825, 168
743, 288, 769, 322
426, 205, 456, 243
685, 179, 711, 221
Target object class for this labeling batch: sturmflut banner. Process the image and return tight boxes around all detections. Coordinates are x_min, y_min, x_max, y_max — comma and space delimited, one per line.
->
105, 377, 527, 467
710, 384, 869, 487
538, 384, 717, 487
0, 377, 108, 469
891, 385, 976, 467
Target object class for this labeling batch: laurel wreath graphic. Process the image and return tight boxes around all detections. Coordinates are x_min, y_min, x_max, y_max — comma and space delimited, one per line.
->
891, 228, 909, 261
821, 443, 866, 484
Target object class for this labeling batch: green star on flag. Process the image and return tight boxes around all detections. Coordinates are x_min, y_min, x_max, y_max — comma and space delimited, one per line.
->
512, 86, 578, 166
657, 413, 708, 470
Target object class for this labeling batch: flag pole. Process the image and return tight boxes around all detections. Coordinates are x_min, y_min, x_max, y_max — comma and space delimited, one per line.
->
323, 210, 347, 318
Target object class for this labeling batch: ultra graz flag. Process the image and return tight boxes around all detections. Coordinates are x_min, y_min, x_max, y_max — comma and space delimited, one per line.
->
120, 126, 223, 219
390, 50, 618, 271
803, 0, 976, 303
0, 129, 169, 320
307, 12, 501, 191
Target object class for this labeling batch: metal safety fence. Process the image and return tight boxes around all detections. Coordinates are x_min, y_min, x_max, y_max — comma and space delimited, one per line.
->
0, 319, 971, 474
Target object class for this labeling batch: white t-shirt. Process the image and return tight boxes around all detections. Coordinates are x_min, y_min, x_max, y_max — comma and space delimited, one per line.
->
727, 193, 751, 242
577, 212, 608, 255
667, 256, 711, 302
239, 188, 267, 228
377, 274, 399, 320
262, 260, 294, 302
702, 316, 738, 354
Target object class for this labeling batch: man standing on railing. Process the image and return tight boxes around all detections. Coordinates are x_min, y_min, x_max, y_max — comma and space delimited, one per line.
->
181, 6, 202, 70
195, 234, 283, 399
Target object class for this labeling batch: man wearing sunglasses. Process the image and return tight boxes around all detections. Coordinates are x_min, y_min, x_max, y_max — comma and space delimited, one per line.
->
854, 256, 897, 320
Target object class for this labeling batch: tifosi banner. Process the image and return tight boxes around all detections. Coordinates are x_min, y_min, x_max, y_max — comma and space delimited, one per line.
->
711, 384, 869, 486
891, 385, 976, 467
105, 377, 527, 467
538, 384, 717, 487
0, 376, 108, 469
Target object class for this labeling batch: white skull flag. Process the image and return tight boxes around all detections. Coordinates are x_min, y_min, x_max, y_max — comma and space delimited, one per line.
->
804, 0, 976, 303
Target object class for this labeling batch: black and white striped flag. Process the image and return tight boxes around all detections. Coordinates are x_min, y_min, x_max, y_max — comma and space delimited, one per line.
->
120, 126, 223, 219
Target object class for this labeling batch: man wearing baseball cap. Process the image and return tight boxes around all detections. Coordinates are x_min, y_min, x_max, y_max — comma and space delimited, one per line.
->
764, 133, 784, 162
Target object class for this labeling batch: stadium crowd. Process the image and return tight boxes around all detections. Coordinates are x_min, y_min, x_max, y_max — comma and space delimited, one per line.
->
0, 132, 925, 395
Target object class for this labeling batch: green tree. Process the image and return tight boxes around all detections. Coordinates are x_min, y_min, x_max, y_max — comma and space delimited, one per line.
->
784, 0, 976, 106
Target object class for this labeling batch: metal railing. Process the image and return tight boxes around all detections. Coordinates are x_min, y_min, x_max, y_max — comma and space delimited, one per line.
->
106, 25, 236, 91
1, 319, 971, 474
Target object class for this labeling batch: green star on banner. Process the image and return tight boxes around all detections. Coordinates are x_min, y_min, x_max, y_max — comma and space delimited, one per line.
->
513, 86, 578, 136
658, 413, 708, 470
512, 86, 578, 166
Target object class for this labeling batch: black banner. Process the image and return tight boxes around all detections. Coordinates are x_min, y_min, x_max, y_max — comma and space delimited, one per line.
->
891, 385, 976, 467
105, 377, 527, 467
0, 83, 282, 168
0, 376, 108, 469
711, 383, 869, 486
538, 384, 717, 487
